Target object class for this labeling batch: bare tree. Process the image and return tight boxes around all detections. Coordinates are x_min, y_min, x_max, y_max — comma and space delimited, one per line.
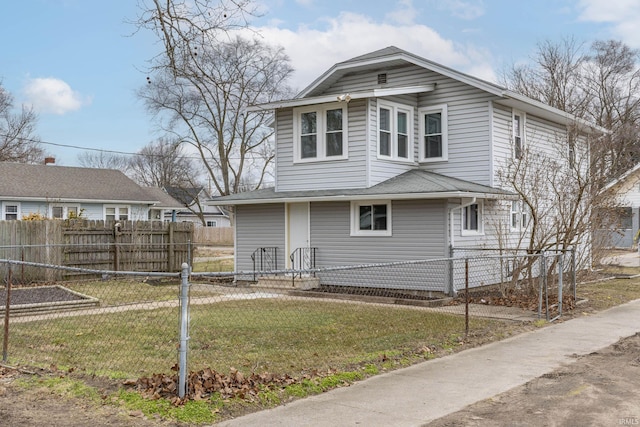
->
0, 82, 44, 163
501, 37, 590, 116
128, 136, 199, 187
583, 40, 640, 180
496, 126, 595, 291
134, 1, 293, 196
77, 151, 131, 171
502, 38, 640, 185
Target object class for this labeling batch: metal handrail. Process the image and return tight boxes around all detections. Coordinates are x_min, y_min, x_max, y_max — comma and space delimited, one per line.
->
290, 247, 317, 279
251, 247, 278, 281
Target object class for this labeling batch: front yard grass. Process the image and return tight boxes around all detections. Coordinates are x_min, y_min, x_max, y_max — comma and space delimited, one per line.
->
5, 265, 640, 424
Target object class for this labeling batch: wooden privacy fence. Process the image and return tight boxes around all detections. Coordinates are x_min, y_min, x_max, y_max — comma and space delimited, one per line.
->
192, 226, 234, 245
0, 220, 193, 281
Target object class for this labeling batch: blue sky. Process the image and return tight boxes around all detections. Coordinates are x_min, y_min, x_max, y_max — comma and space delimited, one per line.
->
1, 0, 639, 166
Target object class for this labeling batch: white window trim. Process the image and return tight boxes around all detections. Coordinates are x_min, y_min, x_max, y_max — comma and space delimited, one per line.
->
513, 110, 526, 160
104, 205, 130, 221
2, 202, 21, 220
461, 201, 484, 236
510, 200, 530, 232
50, 203, 81, 219
419, 104, 448, 162
293, 102, 348, 163
206, 220, 218, 227
377, 100, 414, 162
350, 200, 392, 237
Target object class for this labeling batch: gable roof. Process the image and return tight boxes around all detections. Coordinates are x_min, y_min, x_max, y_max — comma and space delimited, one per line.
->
143, 187, 184, 209
164, 186, 205, 207
601, 163, 640, 194
213, 169, 516, 205
248, 46, 606, 135
0, 162, 156, 203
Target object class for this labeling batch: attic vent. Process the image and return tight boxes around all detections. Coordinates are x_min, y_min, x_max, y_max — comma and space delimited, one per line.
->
377, 73, 387, 84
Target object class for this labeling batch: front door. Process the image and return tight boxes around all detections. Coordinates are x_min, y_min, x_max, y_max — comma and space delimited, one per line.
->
287, 202, 309, 269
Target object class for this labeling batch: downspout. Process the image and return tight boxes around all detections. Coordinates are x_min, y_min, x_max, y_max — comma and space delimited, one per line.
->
447, 197, 477, 296
448, 197, 477, 250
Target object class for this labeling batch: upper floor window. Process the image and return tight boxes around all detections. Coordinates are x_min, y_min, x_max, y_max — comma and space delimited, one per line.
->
568, 133, 576, 168
2, 202, 20, 220
462, 201, 483, 235
105, 205, 129, 221
206, 220, 218, 227
378, 101, 413, 162
513, 111, 525, 159
350, 200, 392, 236
419, 104, 448, 162
293, 103, 347, 163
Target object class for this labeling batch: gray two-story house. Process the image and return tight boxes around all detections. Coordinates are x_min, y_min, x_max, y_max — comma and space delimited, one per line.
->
216, 46, 600, 282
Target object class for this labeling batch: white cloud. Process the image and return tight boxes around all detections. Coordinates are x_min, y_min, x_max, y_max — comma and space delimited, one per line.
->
577, 0, 640, 47
23, 77, 90, 115
250, 11, 496, 92
435, 0, 485, 20
385, 0, 419, 26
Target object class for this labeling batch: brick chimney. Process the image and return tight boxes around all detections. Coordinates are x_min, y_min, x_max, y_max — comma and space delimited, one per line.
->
44, 157, 55, 165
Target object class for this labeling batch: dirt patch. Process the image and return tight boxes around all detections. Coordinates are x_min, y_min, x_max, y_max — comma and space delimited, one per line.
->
428, 332, 640, 426
0, 367, 182, 427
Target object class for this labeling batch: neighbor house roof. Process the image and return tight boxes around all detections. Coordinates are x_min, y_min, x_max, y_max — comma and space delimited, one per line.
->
0, 162, 156, 203
213, 169, 516, 205
601, 163, 640, 194
247, 46, 607, 135
143, 187, 184, 209
164, 186, 204, 207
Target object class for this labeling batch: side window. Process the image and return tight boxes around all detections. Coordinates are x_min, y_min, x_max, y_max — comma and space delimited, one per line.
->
419, 105, 448, 162
513, 111, 525, 160
462, 202, 483, 235
510, 200, 528, 231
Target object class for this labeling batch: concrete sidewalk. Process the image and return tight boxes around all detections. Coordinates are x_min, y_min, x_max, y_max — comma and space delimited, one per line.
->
218, 299, 640, 427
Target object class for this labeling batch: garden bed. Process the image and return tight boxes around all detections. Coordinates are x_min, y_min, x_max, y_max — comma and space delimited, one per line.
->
0, 285, 99, 316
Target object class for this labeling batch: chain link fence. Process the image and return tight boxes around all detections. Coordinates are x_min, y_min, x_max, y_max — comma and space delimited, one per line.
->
1, 243, 576, 398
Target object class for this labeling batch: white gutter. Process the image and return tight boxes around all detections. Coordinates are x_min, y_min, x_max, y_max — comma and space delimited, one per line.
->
3, 196, 159, 204
213, 191, 517, 206
245, 84, 436, 112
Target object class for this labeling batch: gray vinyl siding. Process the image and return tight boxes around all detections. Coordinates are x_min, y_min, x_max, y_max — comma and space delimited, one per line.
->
275, 99, 368, 191
311, 199, 450, 291
235, 204, 285, 272
353, 65, 497, 187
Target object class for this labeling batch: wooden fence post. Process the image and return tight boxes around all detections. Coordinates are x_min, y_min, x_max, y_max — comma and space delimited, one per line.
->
168, 222, 175, 271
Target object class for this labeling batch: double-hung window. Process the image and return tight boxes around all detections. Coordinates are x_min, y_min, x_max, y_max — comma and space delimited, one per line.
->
462, 201, 483, 235
378, 101, 413, 161
2, 202, 20, 220
351, 201, 392, 236
513, 111, 525, 159
294, 103, 347, 162
510, 200, 528, 231
419, 104, 448, 161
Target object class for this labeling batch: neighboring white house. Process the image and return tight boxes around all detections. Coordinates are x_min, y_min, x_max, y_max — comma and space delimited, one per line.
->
599, 163, 640, 248
163, 186, 231, 227
214, 46, 602, 286
0, 162, 180, 221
